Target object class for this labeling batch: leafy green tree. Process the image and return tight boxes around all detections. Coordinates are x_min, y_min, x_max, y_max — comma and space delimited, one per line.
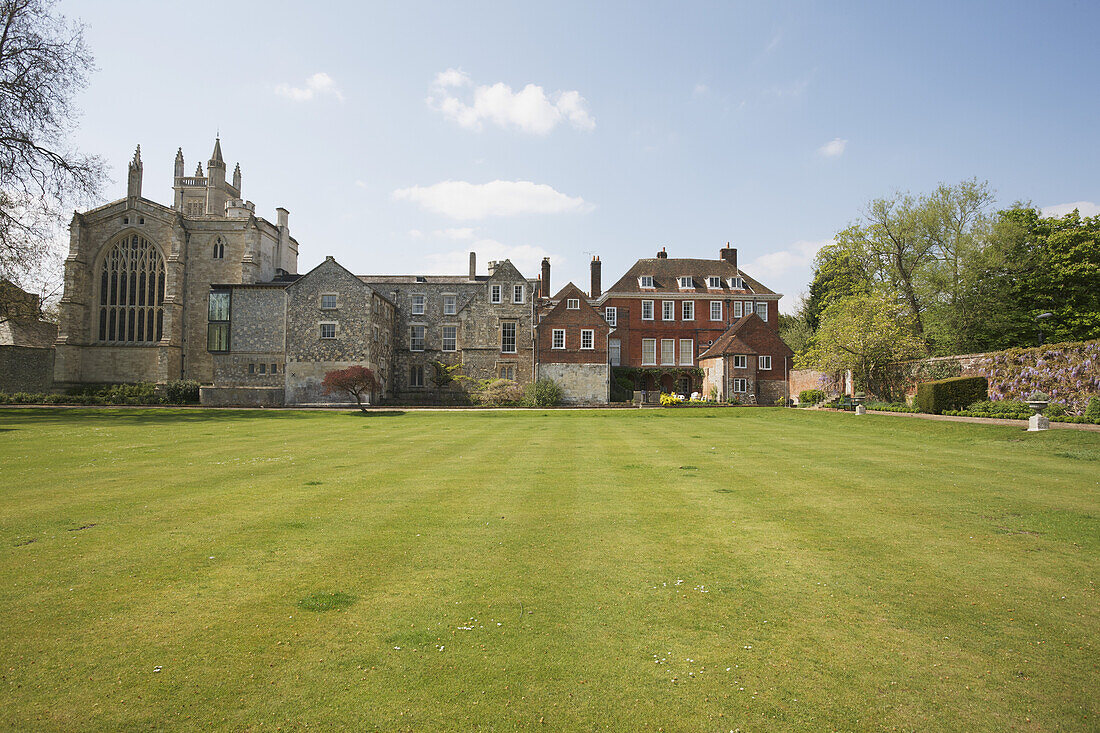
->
429, 360, 463, 389
803, 244, 869, 331
797, 292, 926, 399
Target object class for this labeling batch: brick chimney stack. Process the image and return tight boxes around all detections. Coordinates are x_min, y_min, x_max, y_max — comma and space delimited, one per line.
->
720, 243, 737, 268
656, 247, 668, 259
540, 257, 551, 297
590, 255, 602, 298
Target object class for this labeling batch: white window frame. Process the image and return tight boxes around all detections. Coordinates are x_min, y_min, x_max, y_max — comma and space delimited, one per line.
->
662, 301, 675, 321
641, 338, 657, 365
682, 300, 694, 321
733, 354, 747, 369
707, 276, 721, 289
641, 300, 654, 320
759, 355, 772, 370
581, 329, 594, 350
729, 277, 744, 290
733, 378, 748, 393
678, 276, 693, 290
411, 293, 426, 315
605, 306, 617, 326
320, 293, 338, 310
567, 298, 580, 310
734, 301, 743, 318
501, 321, 517, 353
756, 302, 768, 322
442, 325, 457, 352
639, 275, 654, 289
443, 294, 457, 315
490, 284, 502, 304
661, 338, 676, 365
410, 324, 425, 351
552, 329, 565, 349
513, 284, 525, 304
319, 322, 337, 339
710, 301, 722, 321
679, 339, 693, 366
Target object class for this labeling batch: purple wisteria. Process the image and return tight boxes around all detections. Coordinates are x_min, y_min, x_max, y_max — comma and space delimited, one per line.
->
975, 340, 1100, 414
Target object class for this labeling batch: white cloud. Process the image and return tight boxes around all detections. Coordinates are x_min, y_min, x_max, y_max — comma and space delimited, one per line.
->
692, 82, 710, 97
817, 138, 847, 158
1041, 201, 1100, 218
392, 180, 593, 220
747, 239, 831, 281
427, 68, 595, 134
424, 238, 556, 279
408, 229, 424, 239
275, 72, 344, 103
355, 180, 368, 189
433, 227, 476, 240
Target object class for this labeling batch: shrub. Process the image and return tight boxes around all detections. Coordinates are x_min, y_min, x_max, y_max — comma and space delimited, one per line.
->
660, 393, 683, 406
962, 400, 1031, 419
524, 378, 563, 407
165, 379, 200, 404
1086, 396, 1100, 422
914, 376, 988, 414
799, 389, 826, 406
472, 379, 524, 406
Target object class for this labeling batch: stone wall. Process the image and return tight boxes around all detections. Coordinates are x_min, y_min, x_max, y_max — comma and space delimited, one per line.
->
0, 346, 54, 393
200, 385, 284, 407
538, 362, 609, 404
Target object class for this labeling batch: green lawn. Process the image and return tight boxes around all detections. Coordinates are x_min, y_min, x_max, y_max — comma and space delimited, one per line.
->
0, 408, 1096, 731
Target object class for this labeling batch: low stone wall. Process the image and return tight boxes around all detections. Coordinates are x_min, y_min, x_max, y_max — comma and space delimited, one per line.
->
538, 362, 609, 404
0, 346, 54, 393
200, 386, 285, 407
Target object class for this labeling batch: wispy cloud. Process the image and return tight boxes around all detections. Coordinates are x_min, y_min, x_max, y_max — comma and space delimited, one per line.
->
424, 238, 556, 279
747, 239, 832, 281
275, 72, 344, 102
817, 137, 848, 158
393, 180, 593, 220
427, 68, 595, 135
1041, 200, 1099, 218
433, 227, 477, 240
692, 82, 710, 97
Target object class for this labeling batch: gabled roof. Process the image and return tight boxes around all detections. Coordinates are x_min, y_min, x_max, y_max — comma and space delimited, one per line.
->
698, 313, 794, 360
290, 256, 395, 305
538, 282, 611, 327
604, 257, 774, 296
487, 259, 526, 281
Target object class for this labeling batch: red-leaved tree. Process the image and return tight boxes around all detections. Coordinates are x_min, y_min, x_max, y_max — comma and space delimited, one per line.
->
321, 366, 379, 412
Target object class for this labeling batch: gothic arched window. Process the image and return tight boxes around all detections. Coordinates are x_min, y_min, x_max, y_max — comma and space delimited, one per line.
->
213, 237, 225, 259
98, 234, 166, 343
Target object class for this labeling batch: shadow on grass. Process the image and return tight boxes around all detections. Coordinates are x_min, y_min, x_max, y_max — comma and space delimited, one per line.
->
350, 410, 406, 417
0, 407, 324, 426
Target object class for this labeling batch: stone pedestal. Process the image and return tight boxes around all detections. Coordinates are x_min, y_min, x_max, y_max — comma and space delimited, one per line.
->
1028, 414, 1050, 432
855, 405, 866, 415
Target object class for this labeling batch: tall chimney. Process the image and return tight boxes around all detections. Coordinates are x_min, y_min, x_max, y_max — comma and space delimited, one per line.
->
276, 208, 290, 271
469, 251, 476, 280
540, 257, 551, 297
720, 242, 737, 268
590, 255, 602, 298
656, 246, 668, 259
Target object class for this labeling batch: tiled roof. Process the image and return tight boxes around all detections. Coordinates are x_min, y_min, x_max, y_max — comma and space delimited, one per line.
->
698, 313, 794, 360
358, 275, 490, 285
604, 257, 774, 296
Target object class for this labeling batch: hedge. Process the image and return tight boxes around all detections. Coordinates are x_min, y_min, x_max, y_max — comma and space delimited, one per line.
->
914, 376, 988, 414
798, 389, 826, 406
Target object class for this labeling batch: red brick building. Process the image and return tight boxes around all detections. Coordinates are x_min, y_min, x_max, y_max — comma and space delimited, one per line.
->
698, 313, 794, 403
534, 280, 611, 403
593, 245, 786, 396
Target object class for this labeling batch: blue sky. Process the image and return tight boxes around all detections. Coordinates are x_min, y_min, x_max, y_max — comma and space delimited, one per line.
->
73, 0, 1100, 312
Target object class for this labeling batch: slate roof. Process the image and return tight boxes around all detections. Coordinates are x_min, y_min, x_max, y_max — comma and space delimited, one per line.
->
698, 313, 794, 360
604, 257, 774, 296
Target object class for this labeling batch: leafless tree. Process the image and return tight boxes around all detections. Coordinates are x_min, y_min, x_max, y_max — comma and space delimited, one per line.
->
0, 0, 103, 321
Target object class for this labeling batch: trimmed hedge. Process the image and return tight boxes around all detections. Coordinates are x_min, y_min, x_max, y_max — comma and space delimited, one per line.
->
914, 376, 988, 414
798, 389, 826, 406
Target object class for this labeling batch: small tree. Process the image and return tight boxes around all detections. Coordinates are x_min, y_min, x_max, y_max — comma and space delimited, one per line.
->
798, 291, 926, 400
321, 366, 379, 412
429, 359, 463, 389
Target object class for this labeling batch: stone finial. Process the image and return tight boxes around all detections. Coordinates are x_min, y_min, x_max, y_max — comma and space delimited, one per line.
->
195, 162, 204, 177
232, 162, 241, 190
174, 147, 184, 178
127, 144, 143, 198
209, 136, 224, 166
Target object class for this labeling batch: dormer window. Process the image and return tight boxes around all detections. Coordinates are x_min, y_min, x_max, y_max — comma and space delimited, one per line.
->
707, 276, 721, 289
678, 276, 693, 290
567, 298, 580, 309
639, 275, 654, 289
729, 276, 744, 290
